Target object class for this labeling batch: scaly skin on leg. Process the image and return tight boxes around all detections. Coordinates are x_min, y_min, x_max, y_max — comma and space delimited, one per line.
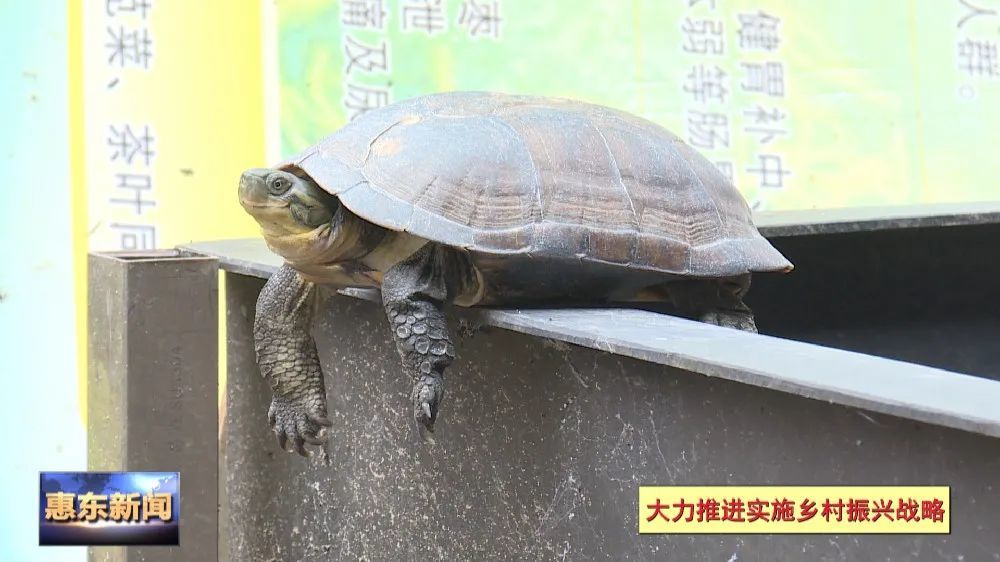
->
671, 274, 758, 333
381, 245, 457, 435
254, 264, 333, 456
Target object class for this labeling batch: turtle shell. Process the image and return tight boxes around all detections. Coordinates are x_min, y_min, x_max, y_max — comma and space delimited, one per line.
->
281, 91, 792, 277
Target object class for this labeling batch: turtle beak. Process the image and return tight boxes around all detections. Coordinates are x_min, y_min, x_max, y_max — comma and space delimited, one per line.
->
239, 169, 277, 209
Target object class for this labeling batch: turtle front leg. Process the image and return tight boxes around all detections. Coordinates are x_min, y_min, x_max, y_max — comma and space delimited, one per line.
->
381, 245, 457, 435
254, 264, 333, 456
672, 274, 758, 333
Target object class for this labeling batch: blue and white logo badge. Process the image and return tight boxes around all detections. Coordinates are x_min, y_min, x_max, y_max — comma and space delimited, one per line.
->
39, 471, 180, 546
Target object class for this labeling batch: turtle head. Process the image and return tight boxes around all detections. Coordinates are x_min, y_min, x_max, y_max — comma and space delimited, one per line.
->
239, 168, 339, 237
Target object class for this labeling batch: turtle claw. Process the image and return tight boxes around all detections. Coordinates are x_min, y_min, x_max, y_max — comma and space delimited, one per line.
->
414, 400, 437, 434
268, 394, 330, 456
411, 374, 443, 438
415, 409, 437, 445
293, 437, 309, 457
308, 412, 333, 427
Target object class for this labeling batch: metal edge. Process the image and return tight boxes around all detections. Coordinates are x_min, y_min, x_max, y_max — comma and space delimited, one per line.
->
178, 239, 1000, 439
755, 201, 1000, 237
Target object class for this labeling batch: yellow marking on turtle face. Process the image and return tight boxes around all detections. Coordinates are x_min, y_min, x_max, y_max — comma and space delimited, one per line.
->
264, 211, 368, 269
263, 223, 338, 265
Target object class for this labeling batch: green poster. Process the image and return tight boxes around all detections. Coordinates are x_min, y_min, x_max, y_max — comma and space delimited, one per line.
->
278, 0, 1000, 211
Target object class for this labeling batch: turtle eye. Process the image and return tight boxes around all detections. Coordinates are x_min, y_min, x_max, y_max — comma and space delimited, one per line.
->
269, 176, 291, 195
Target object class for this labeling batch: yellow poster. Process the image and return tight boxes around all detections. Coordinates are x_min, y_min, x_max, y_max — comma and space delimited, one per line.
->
78, 0, 265, 253
71, 0, 269, 422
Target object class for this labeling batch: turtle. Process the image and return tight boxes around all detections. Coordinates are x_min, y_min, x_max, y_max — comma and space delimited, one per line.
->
238, 91, 792, 457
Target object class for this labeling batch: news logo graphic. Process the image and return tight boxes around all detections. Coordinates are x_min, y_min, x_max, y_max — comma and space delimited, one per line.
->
39, 471, 179, 546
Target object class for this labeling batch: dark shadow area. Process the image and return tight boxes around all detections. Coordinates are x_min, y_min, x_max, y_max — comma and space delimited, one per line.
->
748, 223, 1000, 380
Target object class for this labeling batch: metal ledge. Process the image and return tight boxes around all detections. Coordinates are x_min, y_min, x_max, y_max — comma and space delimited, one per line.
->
754, 201, 1000, 236
181, 236, 1000, 439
